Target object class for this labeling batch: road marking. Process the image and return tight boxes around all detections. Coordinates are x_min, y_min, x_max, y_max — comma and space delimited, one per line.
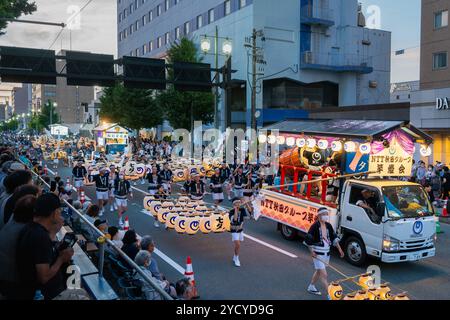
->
243, 233, 298, 258
153, 248, 186, 275
131, 185, 148, 195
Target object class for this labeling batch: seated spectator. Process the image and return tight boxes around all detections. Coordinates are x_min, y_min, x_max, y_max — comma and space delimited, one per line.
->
121, 229, 140, 262
2, 185, 41, 228
175, 278, 196, 300
134, 250, 177, 300
108, 226, 124, 248
140, 235, 165, 281
15, 193, 74, 300
94, 219, 108, 234
0, 195, 37, 298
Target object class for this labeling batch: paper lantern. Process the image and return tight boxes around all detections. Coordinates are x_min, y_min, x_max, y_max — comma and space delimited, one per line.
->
162, 201, 174, 211
343, 293, 357, 300
358, 273, 374, 290
173, 169, 186, 182
174, 215, 187, 234
318, 140, 329, 150
359, 143, 372, 155
306, 138, 316, 148
134, 164, 146, 176
344, 141, 356, 152
223, 213, 231, 232
150, 201, 162, 217
210, 213, 225, 233
185, 216, 200, 235
420, 145, 432, 157
296, 138, 306, 148
394, 294, 409, 300
267, 135, 277, 144
377, 285, 392, 300
157, 208, 170, 224
143, 196, 155, 211
354, 290, 369, 300
165, 212, 178, 229
258, 134, 267, 143
199, 215, 212, 234
327, 282, 343, 300
367, 288, 381, 300
277, 136, 286, 145
286, 137, 295, 147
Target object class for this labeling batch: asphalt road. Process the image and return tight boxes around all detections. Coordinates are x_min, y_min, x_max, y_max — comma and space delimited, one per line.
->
47, 163, 450, 300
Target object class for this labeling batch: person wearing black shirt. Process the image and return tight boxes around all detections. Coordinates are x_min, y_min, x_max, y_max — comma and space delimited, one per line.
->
72, 161, 87, 198
146, 166, 161, 195
232, 167, 245, 199
92, 167, 110, 216
442, 166, 450, 199
158, 163, 173, 194
190, 175, 206, 201
229, 198, 251, 267
15, 193, 73, 300
210, 169, 224, 205
219, 163, 232, 200
114, 173, 133, 227
182, 176, 193, 196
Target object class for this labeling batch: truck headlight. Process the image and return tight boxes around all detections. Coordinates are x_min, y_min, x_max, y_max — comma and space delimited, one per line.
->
383, 235, 400, 252
428, 233, 436, 243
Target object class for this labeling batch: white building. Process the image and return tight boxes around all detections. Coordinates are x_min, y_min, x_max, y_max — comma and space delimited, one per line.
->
117, 0, 391, 129
390, 81, 419, 103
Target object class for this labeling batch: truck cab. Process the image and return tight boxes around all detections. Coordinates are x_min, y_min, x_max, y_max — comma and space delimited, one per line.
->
339, 179, 436, 266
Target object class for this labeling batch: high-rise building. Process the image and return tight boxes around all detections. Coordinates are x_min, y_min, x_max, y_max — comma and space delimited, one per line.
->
117, 0, 391, 129
411, 0, 450, 164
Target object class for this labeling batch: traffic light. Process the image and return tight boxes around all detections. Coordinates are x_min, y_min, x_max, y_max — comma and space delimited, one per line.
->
122, 56, 166, 90
0, 46, 56, 84
173, 62, 212, 92
65, 51, 115, 87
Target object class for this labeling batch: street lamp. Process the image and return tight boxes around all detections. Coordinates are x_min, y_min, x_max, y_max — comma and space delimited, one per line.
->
200, 37, 211, 53
222, 40, 233, 56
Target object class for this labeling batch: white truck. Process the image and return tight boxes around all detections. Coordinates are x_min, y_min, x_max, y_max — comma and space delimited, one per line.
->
258, 179, 436, 266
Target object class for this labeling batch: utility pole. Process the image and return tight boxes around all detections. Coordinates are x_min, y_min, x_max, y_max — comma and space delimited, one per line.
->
251, 29, 257, 132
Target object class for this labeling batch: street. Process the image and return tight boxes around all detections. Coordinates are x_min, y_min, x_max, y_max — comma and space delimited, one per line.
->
49, 163, 450, 300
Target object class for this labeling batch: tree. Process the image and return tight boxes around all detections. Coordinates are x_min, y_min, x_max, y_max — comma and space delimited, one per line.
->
156, 38, 214, 130
0, 0, 37, 35
99, 83, 164, 145
0, 116, 19, 132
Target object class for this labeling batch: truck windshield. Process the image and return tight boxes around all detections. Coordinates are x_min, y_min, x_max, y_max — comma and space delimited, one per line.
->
382, 185, 434, 219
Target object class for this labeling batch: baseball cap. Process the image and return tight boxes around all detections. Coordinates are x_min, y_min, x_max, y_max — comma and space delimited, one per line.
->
34, 193, 62, 217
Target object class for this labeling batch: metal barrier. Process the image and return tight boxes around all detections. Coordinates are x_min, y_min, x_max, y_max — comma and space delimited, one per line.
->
17, 156, 173, 300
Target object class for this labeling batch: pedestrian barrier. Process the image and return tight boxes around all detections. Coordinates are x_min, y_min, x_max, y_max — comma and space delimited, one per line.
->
19, 158, 173, 300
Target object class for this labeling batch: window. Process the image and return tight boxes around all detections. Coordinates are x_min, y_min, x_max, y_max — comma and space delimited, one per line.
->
165, 32, 170, 44
129, 25, 133, 35
434, 10, 448, 29
136, 48, 140, 56
240, 0, 246, 8
349, 186, 382, 224
197, 15, 203, 28
134, 0, 138, 9
433, 52, 448, 69
208, 9, 215, 23
165, 0, 169, 11
119, 12, 122, 22
129, 4, 133, 14
135, 20, 139, 31
224, 0, 231, 16
149, 10, 153, 22
149, 41, 153, 51
175, 27, 180, 40
143, 44, 147, 54
142, 15, 146, 26
157, 37, 162, 48
157, 4, 161, 16
184, 21, 190, 35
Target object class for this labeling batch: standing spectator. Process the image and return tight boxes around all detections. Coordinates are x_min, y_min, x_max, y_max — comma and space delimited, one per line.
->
2, 185, 41, 228
15, 193, 74, 300
442, 166, 450, 200
416, 161, 427, 185
0, 195, 37, 298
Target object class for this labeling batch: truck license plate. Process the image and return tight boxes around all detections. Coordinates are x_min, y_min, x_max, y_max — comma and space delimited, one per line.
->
410, 254, 420, 261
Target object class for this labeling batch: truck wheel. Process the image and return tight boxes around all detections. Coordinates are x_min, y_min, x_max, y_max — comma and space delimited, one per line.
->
280, 224, 298, 241
344, 236, 367, 266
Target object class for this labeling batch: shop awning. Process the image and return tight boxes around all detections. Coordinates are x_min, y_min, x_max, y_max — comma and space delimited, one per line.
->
262, 119, 433, 144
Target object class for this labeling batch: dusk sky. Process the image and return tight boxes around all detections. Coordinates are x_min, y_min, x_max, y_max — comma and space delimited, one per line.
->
0, 0, 421, 83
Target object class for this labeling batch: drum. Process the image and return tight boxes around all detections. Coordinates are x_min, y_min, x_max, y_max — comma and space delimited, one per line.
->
279, 147, 303, 167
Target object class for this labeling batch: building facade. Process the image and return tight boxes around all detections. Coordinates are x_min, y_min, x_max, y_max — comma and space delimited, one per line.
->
117, 0, 391, 129
390, 81, 419, 103
411, 0, 450, 164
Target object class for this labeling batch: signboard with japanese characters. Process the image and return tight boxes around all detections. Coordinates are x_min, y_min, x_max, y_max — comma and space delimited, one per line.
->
256, 190, 338, 233
369, 133, 413, 177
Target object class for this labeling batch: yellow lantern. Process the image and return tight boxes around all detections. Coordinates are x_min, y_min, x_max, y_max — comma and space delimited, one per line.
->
367, 288, 381, 300
178, 196, 190, 203
150, 201, 162, 217
377, 284, 392, 300
210, 213, 225, 233
327, 282, 344, 300
174, 214, 187, 234
358, 273, 374, 290
394, 294, 409, 300
157, 208, 170, 224
223, 213, 231, 232
354, 290, 369, 300
199, 215, 212, 234
185, 215, 200, 235
162, 201, 174, 210
343, 293, 357, 300
143, 196, 155, 211
165, 212, 178, 229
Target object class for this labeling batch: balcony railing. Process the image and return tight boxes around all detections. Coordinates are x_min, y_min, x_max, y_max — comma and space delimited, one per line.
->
300, 51, 373, 74
301, 5, 334, 26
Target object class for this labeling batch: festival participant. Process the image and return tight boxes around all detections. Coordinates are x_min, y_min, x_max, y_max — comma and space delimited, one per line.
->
181, 175, 193, 196
305, 207, 344, 299
232, 166, 245, 199
220, 163, 232, 200
92, 167, 110, 216
72, 161, 87, 198
108, 164, 118, 212
114, 172, 133, 227
158, 163, 173, 194
146, 166, 162, 196
190, 174, 206, 201
209, 169, 224, 205
229, 198, 252, 267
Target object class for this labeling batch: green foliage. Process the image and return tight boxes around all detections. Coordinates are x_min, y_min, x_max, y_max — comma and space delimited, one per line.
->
0, 0, 37, 35
0, 117, 19, 131
156, 37, 214, 130
99, 83, 163, 131
38, 100, 60, 130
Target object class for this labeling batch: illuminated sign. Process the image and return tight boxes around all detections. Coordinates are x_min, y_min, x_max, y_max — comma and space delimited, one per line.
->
436, 97, 450, 110
256, 190, 337, 233
369, 139, 413, 177
50, 125, 69, 136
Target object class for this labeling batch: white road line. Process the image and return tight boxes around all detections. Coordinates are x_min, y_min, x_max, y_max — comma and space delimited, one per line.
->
243, 233, 298, 258
153, 248, 186, 275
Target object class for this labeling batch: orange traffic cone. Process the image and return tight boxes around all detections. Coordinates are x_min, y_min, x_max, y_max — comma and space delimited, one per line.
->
184, 256, 199, 299
123, 216, 130, 231
442, 199, 448, 217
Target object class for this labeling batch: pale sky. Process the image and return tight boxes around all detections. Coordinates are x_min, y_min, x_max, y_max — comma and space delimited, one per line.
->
0, 0, 420, 83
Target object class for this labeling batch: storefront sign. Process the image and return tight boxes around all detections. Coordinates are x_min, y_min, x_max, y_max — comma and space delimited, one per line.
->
436, 97, 450, 110
256, 190, 337, 233
50, 125, 69, 136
